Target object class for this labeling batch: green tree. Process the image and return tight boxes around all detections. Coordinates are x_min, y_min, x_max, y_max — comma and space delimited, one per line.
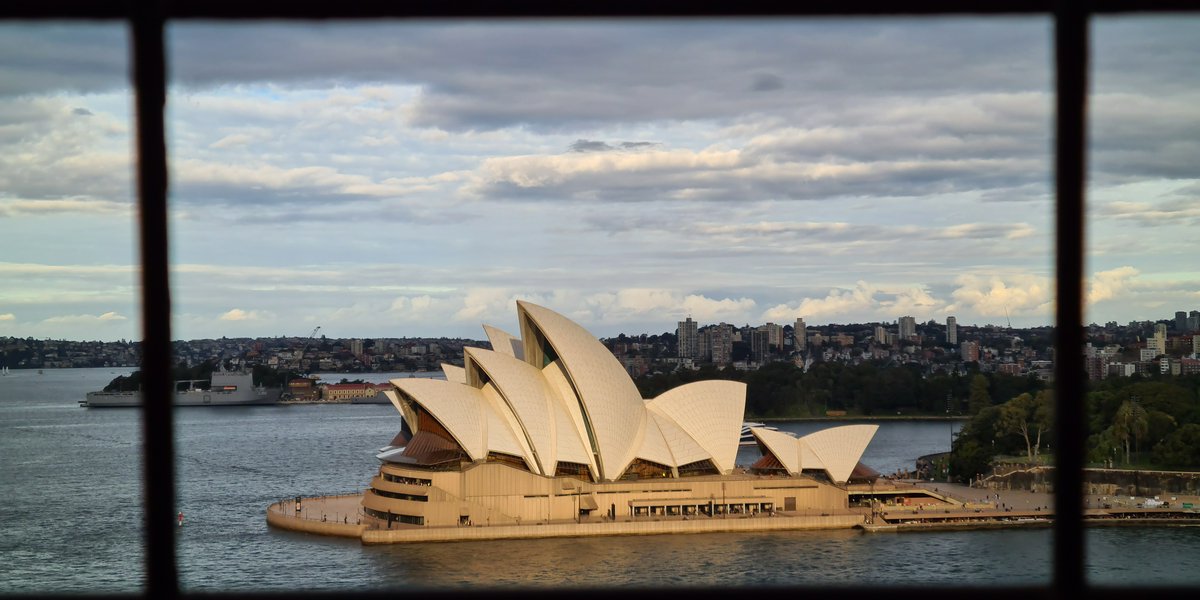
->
1152, 424, 1200, 468
1112, 398, 1149, 465
997, 390, 1053, 462
967, 374, 990, 416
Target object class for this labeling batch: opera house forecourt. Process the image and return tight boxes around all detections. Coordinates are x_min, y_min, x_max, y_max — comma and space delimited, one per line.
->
268, 301, 902, 544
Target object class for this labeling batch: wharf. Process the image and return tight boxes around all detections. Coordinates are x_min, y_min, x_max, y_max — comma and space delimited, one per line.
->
859, 481, 1200, 532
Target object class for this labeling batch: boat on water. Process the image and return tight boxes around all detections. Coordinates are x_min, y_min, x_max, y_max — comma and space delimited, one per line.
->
80, 370, 280, 408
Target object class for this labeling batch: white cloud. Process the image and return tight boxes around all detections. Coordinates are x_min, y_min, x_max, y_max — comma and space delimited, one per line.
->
1088, 266, 1140, 304
219, 308, 269, 321
948, 274, 1053, 318
42, 311, 128, 324
0, 313, 14, 321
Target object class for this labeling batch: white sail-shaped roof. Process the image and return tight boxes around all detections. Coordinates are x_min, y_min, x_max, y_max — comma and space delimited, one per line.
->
440, 363, 466, 384
465, 347, 559, 476
479, 383, 532, 467
633, 412, 676, 469
517, 301, 647, 480
383, 389, 418, 435
751, 424, 878, 483
647, 409, 710, 468
391, 378, 486, 460
483, 324, 524, 360
381, 301, 877, 487
799, 424, 878, 484
750, 426, 803, 474
542, 359, 598, 478
646, 380, 746, 473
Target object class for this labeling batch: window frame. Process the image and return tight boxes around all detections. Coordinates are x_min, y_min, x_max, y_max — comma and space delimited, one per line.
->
6, 1, 1200, 599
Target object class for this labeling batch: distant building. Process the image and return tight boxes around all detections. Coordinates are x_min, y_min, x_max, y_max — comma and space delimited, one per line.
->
794, 318, 807, 352
324, 382, 380, 402
1107, 363, 1136, 377
287, 377, 320, 401
874, 325, 891, 346
1190, 311, 1200, 332
960, 341, 979, 362
751, 328, 772, 363
946, 316, 958, 345
1176, 311, 1189, 332
763, 322, 784, 351
709, 323, 734, 366
898, 316, 917, 341
677, 317, 698, 359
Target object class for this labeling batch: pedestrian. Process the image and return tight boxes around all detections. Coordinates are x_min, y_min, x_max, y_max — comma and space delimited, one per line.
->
177, 511, 184, 527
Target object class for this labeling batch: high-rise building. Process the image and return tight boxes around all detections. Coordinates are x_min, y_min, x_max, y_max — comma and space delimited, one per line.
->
961, 341, 979, 362
946, 316, 958, 345
709, 323, 733, 366
751, 328, 772, 363
1189, 310, 1200, 332
873, 325, 891, 346
1147, 323, 1168, 356
794, 318, 807, 352
898, 316, 917, 341
677, 317, 698, 359
1176, 311, 1189, 331
350, 338, 364, 358
765, 322, 784, 350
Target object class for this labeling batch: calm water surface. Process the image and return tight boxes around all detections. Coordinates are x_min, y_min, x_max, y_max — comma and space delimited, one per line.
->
2, 368, 1198, 592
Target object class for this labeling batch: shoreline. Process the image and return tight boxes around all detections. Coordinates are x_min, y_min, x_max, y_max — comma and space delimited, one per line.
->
266, 481, 1200, 544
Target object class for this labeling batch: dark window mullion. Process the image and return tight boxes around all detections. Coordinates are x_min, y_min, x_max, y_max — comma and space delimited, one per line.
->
1053, 2, 1088, 593
131, 3, 178, 598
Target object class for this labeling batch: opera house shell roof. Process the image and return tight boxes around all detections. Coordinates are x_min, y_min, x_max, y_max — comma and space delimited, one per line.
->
382, 301, 875, 484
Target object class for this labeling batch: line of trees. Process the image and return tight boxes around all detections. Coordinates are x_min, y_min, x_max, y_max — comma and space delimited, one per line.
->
948, 373, 1200, 480
634, 361, 1045, 418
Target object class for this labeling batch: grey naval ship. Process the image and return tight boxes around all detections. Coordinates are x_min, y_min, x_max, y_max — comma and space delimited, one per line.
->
81, 369, 280, 407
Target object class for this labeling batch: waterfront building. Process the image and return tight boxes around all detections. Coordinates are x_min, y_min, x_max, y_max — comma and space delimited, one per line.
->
946, 316, 957, 345
677, 317, 699, 360
363, 301, 877, 529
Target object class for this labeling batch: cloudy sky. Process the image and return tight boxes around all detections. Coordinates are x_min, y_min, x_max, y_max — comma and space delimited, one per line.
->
0, 17, 1197, 342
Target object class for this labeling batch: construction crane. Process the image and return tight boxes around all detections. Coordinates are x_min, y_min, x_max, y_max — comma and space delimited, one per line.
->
300, 326, 321, 377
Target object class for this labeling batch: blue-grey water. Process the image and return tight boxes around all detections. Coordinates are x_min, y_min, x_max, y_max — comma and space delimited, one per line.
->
2, 368, 1199, 593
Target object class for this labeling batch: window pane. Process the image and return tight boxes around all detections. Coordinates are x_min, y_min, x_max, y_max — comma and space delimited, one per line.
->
1085, 15, 1200, 587
0, 23, 142, 594
166, 18, 1053, 590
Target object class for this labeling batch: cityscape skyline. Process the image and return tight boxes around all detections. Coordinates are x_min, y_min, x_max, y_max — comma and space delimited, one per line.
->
1, 19, 1197, 342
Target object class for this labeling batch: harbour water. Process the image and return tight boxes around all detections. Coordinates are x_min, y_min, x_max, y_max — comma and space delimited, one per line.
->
2, 368, 1199, 592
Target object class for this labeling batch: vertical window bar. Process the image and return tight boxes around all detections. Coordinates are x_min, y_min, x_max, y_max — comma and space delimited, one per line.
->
131, 2, 178, 597
1053, 1, 1088, 593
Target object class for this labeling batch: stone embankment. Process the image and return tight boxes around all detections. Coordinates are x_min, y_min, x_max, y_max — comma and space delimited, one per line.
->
267, 494, 866, 544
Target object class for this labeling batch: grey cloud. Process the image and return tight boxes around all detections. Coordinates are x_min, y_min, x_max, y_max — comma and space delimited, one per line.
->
570, 140, 659, 152
569, 139, 614, 152
0, 25, 128, 97
72, 107, 93, 116
750, 73, 784, 92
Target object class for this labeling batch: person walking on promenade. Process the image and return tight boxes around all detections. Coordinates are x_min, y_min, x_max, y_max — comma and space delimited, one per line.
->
177, 511, 184, 527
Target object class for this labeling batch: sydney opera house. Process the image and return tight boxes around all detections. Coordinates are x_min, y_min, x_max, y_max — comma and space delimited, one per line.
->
362, 301, 879, 529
